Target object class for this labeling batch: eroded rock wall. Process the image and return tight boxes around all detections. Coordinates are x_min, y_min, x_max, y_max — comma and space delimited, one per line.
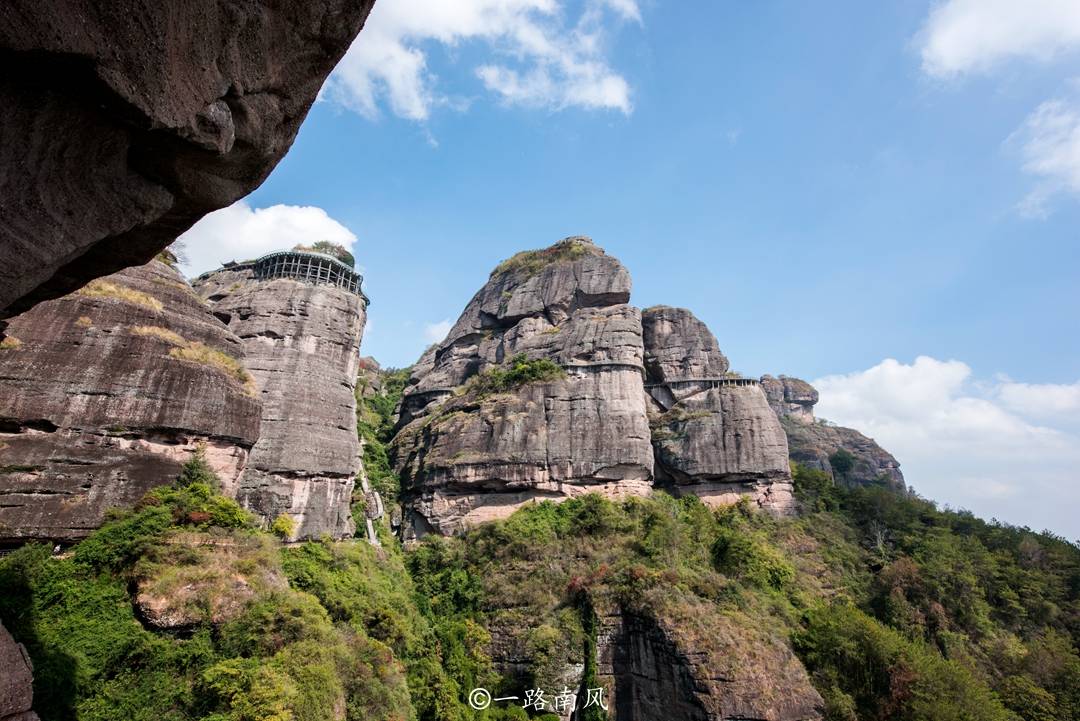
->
643, 307, 794, 515
0, 0, 375, 320
0, 260, 260, 543
392, 238, 654, 538
196, 268, 367, 539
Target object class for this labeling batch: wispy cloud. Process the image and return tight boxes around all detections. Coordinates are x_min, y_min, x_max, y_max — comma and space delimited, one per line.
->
813, 356, 1080, 538
1008, 88, 1080, 217
325, 0, 640, 121
917, 0, 1080, 79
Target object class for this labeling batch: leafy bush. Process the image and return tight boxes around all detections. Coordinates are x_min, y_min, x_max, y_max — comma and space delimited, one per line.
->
490, 238, 593, 278
465, 355, 565, 397
828, 448, 856, 478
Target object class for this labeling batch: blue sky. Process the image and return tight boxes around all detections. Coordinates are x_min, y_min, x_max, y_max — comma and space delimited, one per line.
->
180, 0, 1080, 538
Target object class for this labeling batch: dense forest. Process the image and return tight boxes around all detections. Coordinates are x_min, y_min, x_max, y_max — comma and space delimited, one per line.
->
1, 368, 1077, 721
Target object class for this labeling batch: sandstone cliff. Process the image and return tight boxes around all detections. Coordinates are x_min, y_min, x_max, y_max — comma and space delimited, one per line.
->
195, 253, 368, 539
761, 374, 906, 490
644, 307, 795, 514
392, 238, 654, 538
0, 260, 260, 543
0, 622, 37, 721
0, 0, 374, 321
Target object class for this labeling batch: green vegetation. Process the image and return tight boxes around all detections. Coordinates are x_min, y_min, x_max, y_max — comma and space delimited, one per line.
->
0, 335, 22, 350
355, 366, 410, 503
829, 448, 856, 478
464, 355, 566, 397
169, 342, 256, 397
491, 238, 594, 278
294, 241, 356, 269
0, 455, 413, 721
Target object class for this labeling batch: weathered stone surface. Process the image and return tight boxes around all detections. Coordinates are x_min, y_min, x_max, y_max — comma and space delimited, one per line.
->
760, 375, 818, 424
0, 622, 38, 721
642, 305, 729, 382
0, 0, 375, 320
0, 260, 260, 542
642, 307, 794, 515
598, 598, 823, 721
196, 264, 367, 539
783, 416, 906, 490
760, 374, 906, 490
392, 238, 654, 538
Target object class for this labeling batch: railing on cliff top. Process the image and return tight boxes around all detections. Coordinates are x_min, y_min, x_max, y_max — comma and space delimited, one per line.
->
644, 376, 759, 390
201, 250, 368, 302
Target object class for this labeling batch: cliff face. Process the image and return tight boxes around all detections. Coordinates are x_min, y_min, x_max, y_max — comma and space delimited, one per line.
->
195, 261, 367, 539
0, 622, 37, 721
0, 1, 374, 320
598, 604, 822, 721
392, 238, 654, 538
761, 374, 906, 490
0, 260, 260, 543
644, 307, 794, 514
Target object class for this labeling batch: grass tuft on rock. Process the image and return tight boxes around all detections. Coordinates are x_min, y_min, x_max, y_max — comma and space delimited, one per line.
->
490, 237, 595, 278
77, 279, 163, 312
0, 336, 23, 350
169, 342, 256, 396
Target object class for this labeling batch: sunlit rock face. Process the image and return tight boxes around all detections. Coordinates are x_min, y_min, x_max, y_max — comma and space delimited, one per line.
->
0, 0, 374, 320
195, 258, 367, 539
392, 238, 655, 538
760, 374, 906, 491
643, 306, 795, 515
0, 260, 260, 544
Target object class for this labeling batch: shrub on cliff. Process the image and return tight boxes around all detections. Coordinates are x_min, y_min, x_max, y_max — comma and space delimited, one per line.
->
465, 354, 565, 397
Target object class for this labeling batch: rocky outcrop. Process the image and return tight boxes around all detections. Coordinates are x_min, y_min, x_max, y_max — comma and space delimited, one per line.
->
598, 599, 823, 721
782, 417, 905, 490
760, 374, 905, 490
760, 375, 818, 424
195, 254, 368, 539
0, 0, 375, 320
644, 307, 794, 515
0, 260, 260, 543
392, 238, 654, 538
0, 622, 39, 721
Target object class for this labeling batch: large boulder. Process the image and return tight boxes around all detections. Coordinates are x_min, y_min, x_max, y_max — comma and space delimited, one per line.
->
195, 255, 368, 540
0, 259, 260, 543
643, 307, 794, 515
392, 238, 654, 538
0, 0, 375, 319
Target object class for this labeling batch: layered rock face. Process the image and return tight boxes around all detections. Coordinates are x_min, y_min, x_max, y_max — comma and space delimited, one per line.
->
0, 0, 374, 320
644, 307, 794, 514
392, 238, 654, 538
761, 375, 905, 490
196, 261, 367, 539
760, 375, 818, 424
0, 260, 260, 543
0, 623, 38, 721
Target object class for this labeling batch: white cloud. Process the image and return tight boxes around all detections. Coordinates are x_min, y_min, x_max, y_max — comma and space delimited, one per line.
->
423, 318, 454, 344
325, 0, 638, 121
813, 356, 1080, 539
918, 0, 1080, 78
1009, 90, 1080, 216
176, 202, 357, 277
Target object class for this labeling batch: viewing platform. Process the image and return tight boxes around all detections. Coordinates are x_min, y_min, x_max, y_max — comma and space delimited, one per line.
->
645, 377, 759, 390
201, 250, 368, 301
